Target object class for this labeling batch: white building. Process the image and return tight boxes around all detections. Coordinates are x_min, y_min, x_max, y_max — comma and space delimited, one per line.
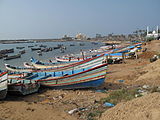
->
146, 26, 159, 38
75, 33, 86, 40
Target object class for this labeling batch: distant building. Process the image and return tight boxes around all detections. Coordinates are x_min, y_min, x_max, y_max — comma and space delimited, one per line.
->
96, 34, 102, 38
75, 33, 86, 40
62, 35, 73, 41
146, 26, 160, 39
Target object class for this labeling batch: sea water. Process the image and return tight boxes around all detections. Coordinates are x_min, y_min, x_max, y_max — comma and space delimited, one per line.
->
0, 41, 104, 70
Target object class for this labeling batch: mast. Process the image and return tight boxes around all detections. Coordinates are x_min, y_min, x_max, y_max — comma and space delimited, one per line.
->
147, 26, 149, 35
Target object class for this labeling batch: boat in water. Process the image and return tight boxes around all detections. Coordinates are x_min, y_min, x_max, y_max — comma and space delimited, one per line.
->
0, 71, 8, 99
4, 54, 21, 60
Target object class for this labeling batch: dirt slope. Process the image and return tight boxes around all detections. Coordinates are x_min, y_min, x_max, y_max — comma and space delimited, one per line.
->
100, 92, 160, 120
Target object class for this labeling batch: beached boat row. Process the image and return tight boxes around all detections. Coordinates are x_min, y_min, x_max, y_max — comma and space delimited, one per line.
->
0, 42, 142, 99
0, 62, 107, 99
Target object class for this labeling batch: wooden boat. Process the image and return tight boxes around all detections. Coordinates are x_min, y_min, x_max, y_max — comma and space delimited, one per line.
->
23, 62, 34, 68
31, 48, 41, 51
5, 53, 105, 74
16, 47, 25, 49
5, 64, 39, 72
38, 63, 107, 89
19, 50, 25, 54
0, 71, 8, 99
32, 54, 105, 71
9, 63, 107, 89
70, 44, 75, 46
0, 54, 8, 59
5, 43, 142, 72
8, 79, 40, 95
56, 56, 85, 62
30, 58, 68, 69
37, 51, 42, 56
39, 44, 47, 48
28, 45, 34, 48
79, 43, 85, 46
4, 54, 21, 60
30, 49, 114, 69
0, 48, 14, 54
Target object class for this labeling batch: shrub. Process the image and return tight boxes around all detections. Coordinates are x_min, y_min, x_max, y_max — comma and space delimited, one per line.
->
101, 88, 138, 105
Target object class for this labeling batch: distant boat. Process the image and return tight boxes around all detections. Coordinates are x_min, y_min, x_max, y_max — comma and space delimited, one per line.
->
37, 51, 42, 56
70, 44, 75, 46
39, 44, 47, 48
0, 48, 14, 54
28, 45, 34, 48
0, 71, 8, 99
19, 50, 25, 54
16, 47, 25, 49
4, 54, 21, 60
79, 43, 85, 46
31, 48, 41, 51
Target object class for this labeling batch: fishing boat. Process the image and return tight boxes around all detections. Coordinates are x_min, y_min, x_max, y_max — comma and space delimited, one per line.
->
38, 63, 107, 89
28, 45, 34, 48
8, 79, 40, 95
31, 48, 41, 51
0, 54, 8, 59
5, 43, 142, 72
56, 56, 85, 62
0, 71, 8, 99
5, 64, 39, 72
0, 48, 14, 54
30, 58, 69, 69
9, 63, 107, 89
39, 44, 47, 48
4, 54, 21, 60
16, 47, 25, 49
19, 50, 25, 54
5, 53, 105, 74
23, 62, 34, 68
79, 43, 85, 46
70, 44, 75, 46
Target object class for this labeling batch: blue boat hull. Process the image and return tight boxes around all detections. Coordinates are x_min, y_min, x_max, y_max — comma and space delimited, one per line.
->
41, 78, 105, 89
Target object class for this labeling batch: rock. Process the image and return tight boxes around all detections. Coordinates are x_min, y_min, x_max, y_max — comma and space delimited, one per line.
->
140, 91, 148, 96
68, 108, 79, 114
142, 85, 150, 89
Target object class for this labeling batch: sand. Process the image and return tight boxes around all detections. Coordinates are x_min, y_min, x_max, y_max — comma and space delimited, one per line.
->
100, 92, 160, 120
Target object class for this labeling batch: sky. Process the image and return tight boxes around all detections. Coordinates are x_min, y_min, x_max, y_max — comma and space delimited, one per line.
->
0, 0, 159, 40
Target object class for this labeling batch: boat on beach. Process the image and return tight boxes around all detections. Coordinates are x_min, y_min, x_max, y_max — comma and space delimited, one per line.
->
23, 62, 35, 68
8, 63, 107, 89
8, 79, 40, 95
5, 64, 39, 72
0, 71, 8, 99
5, 53, 104, 73
38, 63, 107, 89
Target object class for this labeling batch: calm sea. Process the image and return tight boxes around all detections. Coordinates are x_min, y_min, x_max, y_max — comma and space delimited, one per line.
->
0, 41, 104, 70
